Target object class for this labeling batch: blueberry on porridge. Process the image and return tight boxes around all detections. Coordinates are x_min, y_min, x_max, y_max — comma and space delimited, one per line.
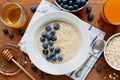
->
37, 21, 80, 63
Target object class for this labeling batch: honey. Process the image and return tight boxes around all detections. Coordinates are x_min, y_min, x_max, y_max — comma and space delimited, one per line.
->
102, 0, 120, 25
0, 2, 28, 28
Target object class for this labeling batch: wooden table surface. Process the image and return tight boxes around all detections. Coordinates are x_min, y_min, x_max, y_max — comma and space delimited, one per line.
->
0, 0, 120, 80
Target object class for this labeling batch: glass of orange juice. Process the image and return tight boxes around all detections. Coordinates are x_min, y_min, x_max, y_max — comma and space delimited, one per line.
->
0, 2, 28, 28
101, 0, 120, 25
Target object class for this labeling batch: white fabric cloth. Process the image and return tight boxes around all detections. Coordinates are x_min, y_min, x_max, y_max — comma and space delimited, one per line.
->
18, 0, 106, 80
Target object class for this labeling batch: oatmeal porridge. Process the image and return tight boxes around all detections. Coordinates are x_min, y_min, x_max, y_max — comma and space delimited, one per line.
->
105, 35, 120, 69
37, 21, 80, 63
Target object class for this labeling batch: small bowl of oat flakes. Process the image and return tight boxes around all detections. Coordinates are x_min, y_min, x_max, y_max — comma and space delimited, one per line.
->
104, 33, 120, 71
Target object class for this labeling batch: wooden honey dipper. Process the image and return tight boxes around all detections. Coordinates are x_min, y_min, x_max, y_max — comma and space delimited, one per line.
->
1, 48, 36, 80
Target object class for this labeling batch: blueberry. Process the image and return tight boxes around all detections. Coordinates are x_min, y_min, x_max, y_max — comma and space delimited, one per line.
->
50, 29, 56, 35
8, 32, 14, 39
42, 43, 48, 49
46, 55, 51, 61
80, 0, 86, 7
76, 0, 81, 5
49, 46, 54, 52
76, 0, 86, 7
2, 28, 8, 34
55, 47, 61, 54
86, 6, 92, 13
52, 36, 57, 41
45, 73, 51, 77
50, 52, 56, 57
18, 29, 25, 36
68, 0, 74, 6
38, 72, 44, 78
87, 13, 94, 21
30, 5, 36, 12
96, 66, 102, 73
63, 4, 69, 9
42, 32, 47, 38
45, 25, 51, 31
60, 3, 64, 7
68, 6, 74, 10
31, 64, 38, 71
47, 34, 52, 40
56, 0, 62, 4
52, 56, 57, 61
58, 55, 63, 61
42, 49, 48, 55
48, 40, 54, 46
40, 37, 45, 42
62, 0, 67, 4
54, 23, 60, 30
73, 5, 79, 10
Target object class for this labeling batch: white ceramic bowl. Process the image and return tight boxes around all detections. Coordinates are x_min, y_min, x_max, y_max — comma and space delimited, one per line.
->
54, 0, 89, 12
26, 11, 90, 75
104, 33, 120, 71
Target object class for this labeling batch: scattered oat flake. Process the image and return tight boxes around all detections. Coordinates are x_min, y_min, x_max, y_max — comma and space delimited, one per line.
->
104, 76, 107, 79
24, 61, 27, 64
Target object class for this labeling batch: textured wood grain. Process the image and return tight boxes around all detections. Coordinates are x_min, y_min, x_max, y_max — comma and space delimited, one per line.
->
0, 0, 120, 80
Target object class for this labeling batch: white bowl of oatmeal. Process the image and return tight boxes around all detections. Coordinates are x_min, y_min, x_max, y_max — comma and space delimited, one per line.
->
26, 11, 90, 75
104, 33, 120, 71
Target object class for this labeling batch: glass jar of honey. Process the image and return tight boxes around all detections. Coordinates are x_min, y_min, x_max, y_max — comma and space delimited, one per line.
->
101, 0, 120, 25
0, 2, 28, 28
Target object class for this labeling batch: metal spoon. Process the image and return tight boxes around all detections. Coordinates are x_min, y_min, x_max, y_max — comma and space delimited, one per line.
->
75, 40, 105, 77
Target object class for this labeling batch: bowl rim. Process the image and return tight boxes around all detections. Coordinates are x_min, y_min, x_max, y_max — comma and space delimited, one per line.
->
26, 11, 91, 75
104, 32, 120, 71
54, 0, 89, 12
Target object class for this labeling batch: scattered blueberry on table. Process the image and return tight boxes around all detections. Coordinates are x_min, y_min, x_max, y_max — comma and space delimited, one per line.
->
87, 13, 94, 21
31, 64, 52, 78
86, 6, 92, 13
30, 5, 36, 12
38, 72, 44, 78
2, 28, 26, 39
96, 66, 102, 73
18, 29, 25, 36
31, 64, 38, 71
2, 28, 8, 34
45, 73, 51, 77
8, 32, 14, 39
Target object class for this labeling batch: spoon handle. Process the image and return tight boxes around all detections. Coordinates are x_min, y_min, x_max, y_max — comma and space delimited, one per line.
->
75, 54, 92, 77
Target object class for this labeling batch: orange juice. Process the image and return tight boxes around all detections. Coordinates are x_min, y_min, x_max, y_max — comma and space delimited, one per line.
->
102, 0, 120, 25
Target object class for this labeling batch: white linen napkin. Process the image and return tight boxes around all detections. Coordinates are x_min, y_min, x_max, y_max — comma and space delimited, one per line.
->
18, 0, 106, 80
